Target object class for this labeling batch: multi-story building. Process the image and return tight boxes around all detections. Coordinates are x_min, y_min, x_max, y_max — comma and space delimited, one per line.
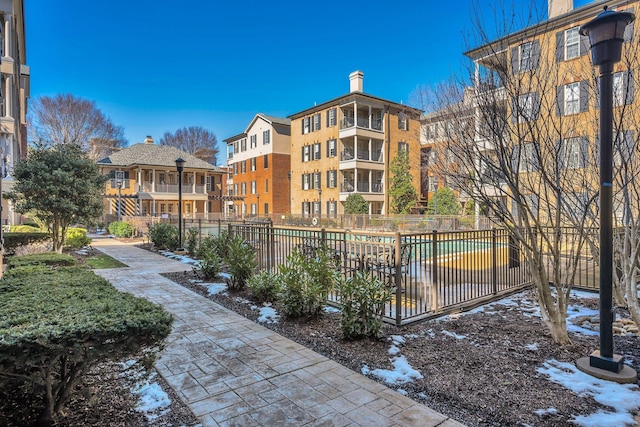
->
224, 114, 291, 217
96, 136, 226, 220
1, 0, 29, 226
288, 71, 422, 217
462, 0, 637, 219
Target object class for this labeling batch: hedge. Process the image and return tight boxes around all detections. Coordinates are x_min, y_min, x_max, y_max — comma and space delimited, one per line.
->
3, 232, 51, 256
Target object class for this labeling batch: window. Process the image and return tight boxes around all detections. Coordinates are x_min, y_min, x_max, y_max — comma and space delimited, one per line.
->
564, 82, 580, 115
312, 113, 321, 131
160, 203, 166, 214
328, 201, 337, 217
313, 143, 321, 160
263, 203, 268, 215
512, 40, 539, 72
516, 92, 539, 122
398, 112, 409, 130
565, 27, 580, 59
251, 180, 256, 194
263, 154, 268, 169
557, 82, 588, 116
233, 183, 238, 196
327, 108, 337, 127
398, 142, 409, 153
240, 138, 247, 152
302, 173, 310, 190
250, 134, 257, 148
232, 163, 238, 175
302, 201, 311, 216
241, 160, 246, 174
327, 139, 337, 157
227, 145, 234, 160
241, 182, 247, 195
302, 145, 310, 162
513, 143, 538, 172
251, 204, 256, 215
520, 42, 532, 71
327, 170, 337, 188
263, 130, 270, 145
559, 137, 587, 169
250, 157, 256, 171
313, 172, 321, 190
168, 204, 173, 213
233, 142, 239, 154
313, 201, 321, 216
373, 110, 383, 130
613, 71, 634, 106
429, 177, 438, 192
206, 176, 213, 191
614, 131, 635, 166
265, 178, 269, 193
302, 117, 310, 134
426, 123, 438, 139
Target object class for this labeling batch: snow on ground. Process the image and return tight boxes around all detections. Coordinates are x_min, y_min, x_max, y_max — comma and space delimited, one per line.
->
201, 283, 227, 296
525, 343, 539, 351
538, 360, 640, 427
324, 305, 340, 314
252, 304, 279, 324
441, 330, 468, 340
120, 360, 172, 421
362, 335, 424, 385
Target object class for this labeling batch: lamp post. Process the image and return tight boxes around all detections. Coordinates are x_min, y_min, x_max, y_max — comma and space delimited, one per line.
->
578, 6, 637, 382
256, 193, 260, 217
116, 180, 122, 222
175, 158, 185, 251
318, 188, 322, 225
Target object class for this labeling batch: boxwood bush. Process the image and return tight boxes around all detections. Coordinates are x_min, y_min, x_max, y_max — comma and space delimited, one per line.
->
107, 221, 134, 238
65, 227, 92, 248
3, 232, 51, 256
0, 253, 173, 424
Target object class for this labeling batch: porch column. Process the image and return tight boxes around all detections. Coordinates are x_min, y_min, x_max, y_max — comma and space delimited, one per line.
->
152, 169, 156, 192
192, 171, 196, 193
4, 76, 12, 117
3, 13, 11, 59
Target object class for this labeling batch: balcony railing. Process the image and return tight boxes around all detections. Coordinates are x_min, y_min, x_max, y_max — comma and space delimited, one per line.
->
341, 182, 355, 192
340, 117, 383, 132
340, 181, 382, 193
141, 183, 207, 194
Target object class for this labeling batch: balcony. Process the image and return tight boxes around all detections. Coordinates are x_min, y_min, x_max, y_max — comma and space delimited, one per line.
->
340, 181, 383, 194
141, 182, 207, 194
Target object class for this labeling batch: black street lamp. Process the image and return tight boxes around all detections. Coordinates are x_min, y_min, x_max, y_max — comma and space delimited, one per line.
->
116, 180, 123, 222
318, 188, 322, 225
256, 193, 260, 217
578, 6, 637, 382
175, 158, 185, 251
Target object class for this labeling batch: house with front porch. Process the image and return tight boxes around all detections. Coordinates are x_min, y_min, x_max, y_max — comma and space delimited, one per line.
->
96, 136, 226, 220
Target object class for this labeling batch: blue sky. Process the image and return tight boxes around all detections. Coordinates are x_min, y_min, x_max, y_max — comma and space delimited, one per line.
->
26, 0, 591, 162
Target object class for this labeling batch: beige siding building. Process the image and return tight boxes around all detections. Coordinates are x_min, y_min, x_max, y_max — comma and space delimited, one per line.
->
289, 71, 422, 217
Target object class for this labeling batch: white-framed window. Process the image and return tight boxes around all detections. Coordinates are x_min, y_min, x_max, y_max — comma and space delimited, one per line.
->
313, 172, 321, 190
614, 131, 635, 166
241, 182, 247, 195
250, 180, 256, 194
313, 201, 321, 215
263, 154, 268, 169
250, 134, 257, 148
565, 27, 580, 60
313, 113, 321, 131
398, 112, 409, 130
520, 42, 532, 71
302, 173, 310, 190
265, 178, 269, 193
327, 139, 336, 157
263, 129, 270, 145
251, 204, 256, 215
250, 157, 256, 171
327, 108, 337, 127
302, 201, 311, 216
302, 117, 311, 134
313, 143, 321, 160
516, 143, 538, 172
564, 82, 580, 115
240, 138, 246, 152
302, 145, 310, 162
559, 137, 585, 169
328, 201, 337, 217
233, 183, 238, 195
206, 176, 212, 191
398, 142, 409, 153
327, 170, 337, 188
240, 161, 246, 173
517, 92, 537, 122
429, 177, 438, 192
426, 123, 438, 139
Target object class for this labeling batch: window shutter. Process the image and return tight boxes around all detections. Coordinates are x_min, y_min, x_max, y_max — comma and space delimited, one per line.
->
511, 145, 521, 172
532, 92, 540, 120
579, 136, 589, 168
624, 8, 635, 42
555, 31, 565, 62
580, 33, 590, 56
531, 40, 541, 69
579, 81, 589, 113
511, 97, 518, 123
511, 47, 519, 73
556, 85, 564, 116
624, 71, 635, 105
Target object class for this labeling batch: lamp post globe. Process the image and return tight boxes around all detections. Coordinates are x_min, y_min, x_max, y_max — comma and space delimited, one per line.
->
577, 6, 637, 382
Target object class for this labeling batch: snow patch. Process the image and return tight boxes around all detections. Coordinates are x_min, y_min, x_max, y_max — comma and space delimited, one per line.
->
362, 356, 423, 385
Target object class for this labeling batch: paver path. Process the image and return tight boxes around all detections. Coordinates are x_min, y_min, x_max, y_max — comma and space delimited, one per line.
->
92, 237, 465, 427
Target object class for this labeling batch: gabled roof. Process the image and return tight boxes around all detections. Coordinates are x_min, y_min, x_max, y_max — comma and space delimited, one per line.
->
245, 113, 291, 133
96, 143, 224, 172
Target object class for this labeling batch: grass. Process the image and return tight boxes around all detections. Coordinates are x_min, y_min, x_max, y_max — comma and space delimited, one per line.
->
85, 254, 127, 269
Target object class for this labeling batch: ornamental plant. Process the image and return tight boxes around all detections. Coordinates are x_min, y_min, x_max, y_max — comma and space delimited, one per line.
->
147, 222, 178, 250
247, 270, 280, 303
224, 234, 257, 290
108, 221, 134, 238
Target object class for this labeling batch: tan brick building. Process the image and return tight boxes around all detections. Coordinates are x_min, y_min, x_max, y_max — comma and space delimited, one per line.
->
224, 114, 291, 217
288, 71, 422, 217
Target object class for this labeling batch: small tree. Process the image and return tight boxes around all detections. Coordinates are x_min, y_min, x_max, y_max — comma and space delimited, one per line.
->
344, 193, 369, 214
8, 144, 106, 252
426, 187, 462, 215
159, 126, 219, 165
389, 149, 418, 214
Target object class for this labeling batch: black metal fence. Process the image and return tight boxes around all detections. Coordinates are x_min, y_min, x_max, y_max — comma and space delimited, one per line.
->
229, 224, 534, 325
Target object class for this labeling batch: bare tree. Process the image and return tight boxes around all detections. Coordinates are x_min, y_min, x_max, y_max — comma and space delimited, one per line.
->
29, 94, 126, 159
159, 126, 219, 165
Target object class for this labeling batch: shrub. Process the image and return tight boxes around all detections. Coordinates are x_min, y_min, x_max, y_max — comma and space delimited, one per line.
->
108, 221, 134, 238
186, 227, 199, 255
147, 223, 178, 251
338, 271, 393, 340
65, 227, 91, 248
278, 246, 338, 318
6, 252, 76, 269
247, 270, 280, 303
195, 251, 222, 281
224, 235, 257, 290
10, 224, 42, 232
196, 230, 229, 260
21, 219, 41, 229
4, 232, 51, 255
0, 264, 173, 424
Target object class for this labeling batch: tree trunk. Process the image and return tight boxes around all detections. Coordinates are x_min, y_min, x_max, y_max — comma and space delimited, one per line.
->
532, 259, 572, 345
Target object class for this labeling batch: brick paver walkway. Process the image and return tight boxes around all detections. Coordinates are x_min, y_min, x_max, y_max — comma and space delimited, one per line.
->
92, 237, 465, 427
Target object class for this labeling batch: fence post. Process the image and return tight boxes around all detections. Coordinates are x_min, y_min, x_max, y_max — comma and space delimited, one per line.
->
432, 230, 439, 312
321, 228, 327, 246
198, 218, 202, 242
269, 220, 275, 272
491, 228, 497, 295
395, 231, 402, 326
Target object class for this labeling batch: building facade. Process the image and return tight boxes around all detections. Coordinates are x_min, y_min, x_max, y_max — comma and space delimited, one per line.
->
288, 71, 422, 217
96, 136, 226, 221
1, 0, 29, 226
224, 114, 291, 217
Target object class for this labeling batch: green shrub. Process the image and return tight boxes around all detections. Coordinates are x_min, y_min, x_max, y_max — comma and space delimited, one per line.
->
224, 235, 257, 290
0, 264, 173, 424
3, 232, 51, 256
196, 230, 229, 260
186, 227, 199, 255
278, 246, 338, 318
247, 270, 280, 303
10, 224, 43, 232
21, 219, 41, 229
108, 221, 134, 238
147, 223, 178, 251
65, 227, 91, 248
195, 251, 222, 281
6, 252, 77, 269
338, 271, 393, 340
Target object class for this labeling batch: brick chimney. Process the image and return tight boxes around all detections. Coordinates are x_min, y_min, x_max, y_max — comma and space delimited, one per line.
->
349, 70, 364, 93
144, 135, 154, 144
549, 0, 573, 19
